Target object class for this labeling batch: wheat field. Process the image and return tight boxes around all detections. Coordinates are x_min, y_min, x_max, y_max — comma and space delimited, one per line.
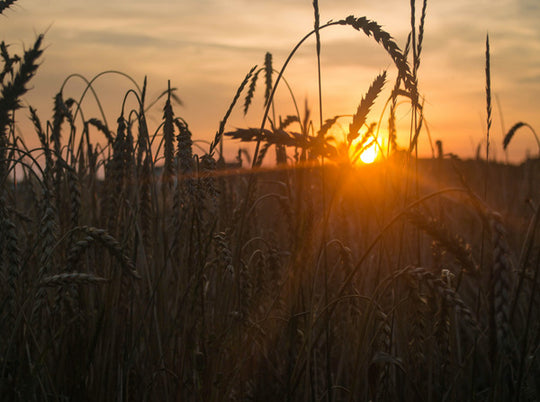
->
1, 0, 539, 401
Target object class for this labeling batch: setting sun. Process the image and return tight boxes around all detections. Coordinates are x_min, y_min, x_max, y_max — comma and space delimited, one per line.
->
359, 142, 378, 164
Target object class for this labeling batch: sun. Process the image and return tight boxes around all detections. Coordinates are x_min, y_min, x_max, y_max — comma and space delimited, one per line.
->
346, 131, 386, 165
359, 142, 379, 164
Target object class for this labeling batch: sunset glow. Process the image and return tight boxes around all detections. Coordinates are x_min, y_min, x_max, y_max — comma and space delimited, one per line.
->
359, 142, 379, 164
2, 0, 539, 163
3, 1, 540, 399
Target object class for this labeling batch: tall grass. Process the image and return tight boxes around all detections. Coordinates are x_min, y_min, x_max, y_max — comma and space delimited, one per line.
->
1, 1, 539, 401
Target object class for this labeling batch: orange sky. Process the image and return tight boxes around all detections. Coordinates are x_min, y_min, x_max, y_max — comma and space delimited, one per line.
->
3, 0, 540, 163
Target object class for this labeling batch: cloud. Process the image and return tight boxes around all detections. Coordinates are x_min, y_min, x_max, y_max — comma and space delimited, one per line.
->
315, 39, 396, 72
71, 30, 167, 48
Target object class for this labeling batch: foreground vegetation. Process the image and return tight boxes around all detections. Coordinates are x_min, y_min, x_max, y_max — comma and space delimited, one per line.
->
1, 0, 539, 400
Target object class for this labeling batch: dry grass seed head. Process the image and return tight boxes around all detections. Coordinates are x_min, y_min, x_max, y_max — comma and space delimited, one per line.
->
162, 82, 176, 186
0, 0, 18, 14
175, 118, 193, 175
210, 65, 257, 156
264, 52, 273, 107
39, 272, 108, 287
0, 197, 20, 319
87, 117, 113, 144
406, 209, 478, 273
406, 266, 479, 331
243, 68, 260, 115
0, 33, 43, 138
213, 231, 234, 276
348, 71, 386, 144
415, 0, 428, 72
341, 16, 414, 95
69, 226, 140, 279
38, 190, 58, 278
238, 260, 253, 322
502, 121, 540, 153
489, 212, 516, 354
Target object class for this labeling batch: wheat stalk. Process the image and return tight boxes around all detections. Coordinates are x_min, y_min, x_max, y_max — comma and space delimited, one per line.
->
64, 162, 81, 230
406, 269, 428, 386
238, 260, 252, 322
388, 96, 398, 153
434, 270, 452, 390
66, 226, 141, 279
340, 16, 414, 94
162, 80, 176, 187
0, 34, 43, 175
406, 209, 478, 273
488, 212, 515, 356
243, 68, 260, 115
38, 190, 58, 278
485, 34, 492, 147
370, 308, 393, 401
0, 196, 19, 323
264, 52, 273, 108
51, 92, 72, 154
405, 266, 479, 331
503, 121, 540, 154
209, 65, 257, 157
87, 117, 113, 144
104, 115, 129, 231
175, 118, 193, 175
0, 33, 43, 117
0, 0, 17, 14
139, 155, 154, 262
415, 0, 428, 72
348, 71, 386, 144
39, 272, 108, 287
0, 41, 18, 84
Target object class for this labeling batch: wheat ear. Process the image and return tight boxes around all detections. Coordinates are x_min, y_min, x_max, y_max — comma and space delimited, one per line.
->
0, 0, 18, 14
503, 122, 540, 154
488, 212, 515, 355
348, 72, 387, 144
209, 65, 257, 156
39, 272, 108, 287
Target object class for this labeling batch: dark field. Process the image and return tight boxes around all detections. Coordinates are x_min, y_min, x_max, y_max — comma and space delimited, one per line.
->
2, 154, 539, 401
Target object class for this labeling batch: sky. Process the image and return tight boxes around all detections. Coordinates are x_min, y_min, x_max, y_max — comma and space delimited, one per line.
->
3, 0, 540, 163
